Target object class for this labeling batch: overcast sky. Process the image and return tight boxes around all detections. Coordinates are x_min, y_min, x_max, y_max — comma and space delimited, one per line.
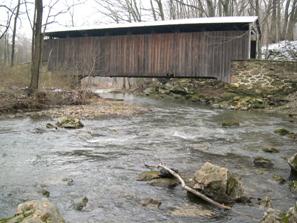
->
0, 0, 152, 39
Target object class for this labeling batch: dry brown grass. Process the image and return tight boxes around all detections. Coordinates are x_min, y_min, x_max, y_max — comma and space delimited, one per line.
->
0, 63, 77, 91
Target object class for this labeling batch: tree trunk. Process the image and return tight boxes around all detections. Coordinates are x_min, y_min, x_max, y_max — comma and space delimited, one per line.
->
282, 0, 291, 40
270, 0, 277, 43
276, 0, 281, 42
30, 0, 43, 92
11, 0, 21, 67
206, 0, 215, 17
287, 0, 297, 40
4, 33, 9, 64
150, 0, 157, 21
155, 0, 165, 20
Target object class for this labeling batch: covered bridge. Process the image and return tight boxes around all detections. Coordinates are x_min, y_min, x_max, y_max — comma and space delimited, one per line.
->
43, 16, 261, 82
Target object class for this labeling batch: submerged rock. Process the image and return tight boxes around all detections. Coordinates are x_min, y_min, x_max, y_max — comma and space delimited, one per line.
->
140, 198, 161, 208
253, 157, 274, 168
0, 199, 65, 223
288, 132, 297, 141
137, 171, 160, 181
222, 120, 240, 127
148, 178, 179, 188
274, 128, 290, 136
159, 168, 178, 178
259, 196, 272, 208
73, 196, 88, 211
137, 170, 179, 188
62, 177, 74, 186
262, 147, 279, 153
46, 123, 57, 129
288, 153, 297, 174
272, 175, 286, 184
170, 205, 214, 218
56, 116, 84, 129
192, 162, 244, 203
39, 188, 50, 197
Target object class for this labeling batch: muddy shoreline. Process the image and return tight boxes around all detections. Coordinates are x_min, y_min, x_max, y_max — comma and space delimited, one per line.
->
0, 89, 147, 120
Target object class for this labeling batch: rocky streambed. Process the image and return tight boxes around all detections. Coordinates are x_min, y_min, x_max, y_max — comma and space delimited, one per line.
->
136, 78, 297, 118
0, 92, 296, 222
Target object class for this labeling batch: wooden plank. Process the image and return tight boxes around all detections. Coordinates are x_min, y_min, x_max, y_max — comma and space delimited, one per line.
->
43, 29, 251, 81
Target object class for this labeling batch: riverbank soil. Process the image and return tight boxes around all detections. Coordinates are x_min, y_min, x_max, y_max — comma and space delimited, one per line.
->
0, 89, 146, 119
0, 65, 145, 118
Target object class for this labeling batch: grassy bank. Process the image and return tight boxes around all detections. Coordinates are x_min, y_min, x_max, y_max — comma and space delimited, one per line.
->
0, 64, 80, 91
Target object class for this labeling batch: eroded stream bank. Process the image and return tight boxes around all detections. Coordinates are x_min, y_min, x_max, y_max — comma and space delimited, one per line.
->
0, 92, 296, 223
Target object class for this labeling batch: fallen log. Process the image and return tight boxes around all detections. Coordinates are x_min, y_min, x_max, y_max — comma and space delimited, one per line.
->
145, 163, 231, 210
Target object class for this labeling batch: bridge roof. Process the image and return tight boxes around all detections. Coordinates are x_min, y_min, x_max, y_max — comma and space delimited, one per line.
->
45, 16, 260, 38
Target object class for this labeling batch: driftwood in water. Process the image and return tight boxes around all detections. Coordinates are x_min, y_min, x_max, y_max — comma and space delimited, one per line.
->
145, 163, 231, 210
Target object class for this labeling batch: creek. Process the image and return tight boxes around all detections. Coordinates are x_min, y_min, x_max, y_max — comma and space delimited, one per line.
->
0, 91, 296, 223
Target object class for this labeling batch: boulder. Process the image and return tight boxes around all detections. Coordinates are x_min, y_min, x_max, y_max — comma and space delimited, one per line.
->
0, 199, 65, 223
192, 162, 244, 203
288, 153, 297, 173
56, 116, 84, 129
254, 157, 274, 168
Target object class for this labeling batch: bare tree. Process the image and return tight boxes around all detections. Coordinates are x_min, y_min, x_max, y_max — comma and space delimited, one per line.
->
10, 0, 21, 67
30, 0, 43, 92
0, 4, 15, 40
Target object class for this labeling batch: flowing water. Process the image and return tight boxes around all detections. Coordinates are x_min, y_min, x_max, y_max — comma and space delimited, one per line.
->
0, 91, 296, 223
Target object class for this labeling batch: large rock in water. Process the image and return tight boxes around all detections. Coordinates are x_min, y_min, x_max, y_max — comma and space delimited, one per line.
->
0, 199, 65, 223
259, 202, 297, 223
285, 202, 297, 223
192, 162, 244, 203
259, 208, 282, 223
56, 116, 84, 129
288, 153, 297, 174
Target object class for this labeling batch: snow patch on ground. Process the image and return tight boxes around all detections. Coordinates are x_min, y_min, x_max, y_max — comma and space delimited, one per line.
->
262, 41, 297, 61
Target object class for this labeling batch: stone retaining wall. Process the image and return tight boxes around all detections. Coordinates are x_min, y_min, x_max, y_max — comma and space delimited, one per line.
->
230, 60, 297, 94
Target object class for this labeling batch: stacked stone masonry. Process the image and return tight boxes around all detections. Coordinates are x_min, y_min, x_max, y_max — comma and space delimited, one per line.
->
230, 60, 297, 94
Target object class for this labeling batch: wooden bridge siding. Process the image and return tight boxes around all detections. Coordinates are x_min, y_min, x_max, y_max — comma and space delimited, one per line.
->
43, 30, 249, 80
